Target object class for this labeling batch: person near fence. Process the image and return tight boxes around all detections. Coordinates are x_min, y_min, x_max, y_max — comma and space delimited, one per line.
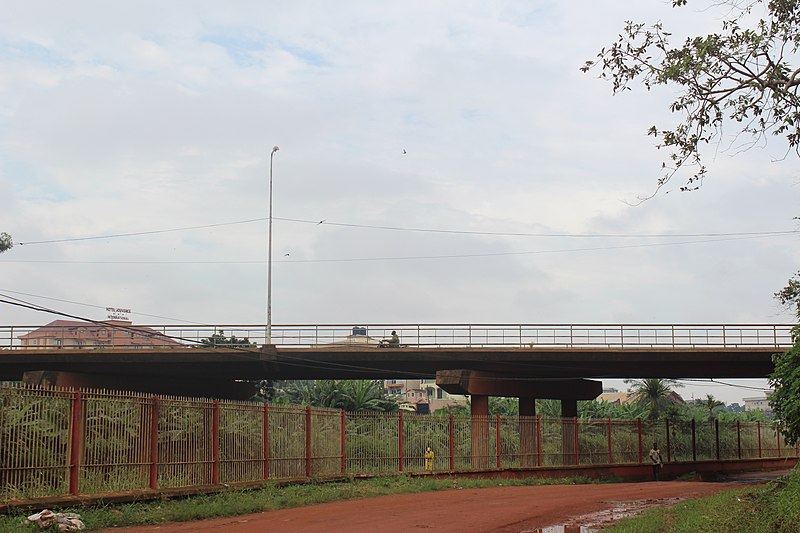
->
424, 447, 435, 472
648, 442, 663, 481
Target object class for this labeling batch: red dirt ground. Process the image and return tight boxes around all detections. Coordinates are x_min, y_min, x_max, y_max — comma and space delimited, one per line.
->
106, 472, 787, 533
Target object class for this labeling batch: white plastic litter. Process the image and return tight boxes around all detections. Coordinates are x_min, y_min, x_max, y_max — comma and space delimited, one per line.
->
26, 509, 85, 531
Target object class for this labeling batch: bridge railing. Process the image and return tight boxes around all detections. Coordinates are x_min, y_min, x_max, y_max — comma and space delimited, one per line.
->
0, 323, 794, 350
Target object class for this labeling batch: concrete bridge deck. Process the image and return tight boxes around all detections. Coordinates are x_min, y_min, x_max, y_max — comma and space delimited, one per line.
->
0, 323, 792, 382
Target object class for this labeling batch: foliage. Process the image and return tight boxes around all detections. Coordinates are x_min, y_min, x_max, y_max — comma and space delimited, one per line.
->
0, 232, 10, 253
582, 0, 800, 196
609, 468, 800, 532
274, 380, 398, 413
770, 271, 800, 445
624, 378, 683, 420
775, 270, 800, 338
578, 399, 648, 420
769, 342, 800, 445
199, 330, 256, 347
695, 394, 725, 423
489, 397, 519, 416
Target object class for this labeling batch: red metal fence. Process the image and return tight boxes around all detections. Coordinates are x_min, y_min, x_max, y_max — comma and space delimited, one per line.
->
1, 384, 798, 503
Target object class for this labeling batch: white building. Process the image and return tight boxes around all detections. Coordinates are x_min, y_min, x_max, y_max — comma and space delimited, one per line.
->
743, 391, 774, 414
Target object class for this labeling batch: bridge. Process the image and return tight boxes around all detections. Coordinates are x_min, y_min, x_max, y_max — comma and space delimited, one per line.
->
2, 322, 793, 479
0, 323, 792, 407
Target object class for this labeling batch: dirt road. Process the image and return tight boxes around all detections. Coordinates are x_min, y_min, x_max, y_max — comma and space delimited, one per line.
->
106, 472, 786, 533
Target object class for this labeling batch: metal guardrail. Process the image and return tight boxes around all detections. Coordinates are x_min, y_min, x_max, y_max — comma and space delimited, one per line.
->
0, 323, 794, 350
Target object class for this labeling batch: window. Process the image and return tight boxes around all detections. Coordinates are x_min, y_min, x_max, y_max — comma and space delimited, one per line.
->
437, 388, 443, 399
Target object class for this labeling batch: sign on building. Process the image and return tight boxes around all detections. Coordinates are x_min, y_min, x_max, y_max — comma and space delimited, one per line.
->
106, 307, 131, 321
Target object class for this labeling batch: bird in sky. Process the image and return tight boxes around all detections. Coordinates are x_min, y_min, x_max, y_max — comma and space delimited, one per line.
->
403, 149, 407, 154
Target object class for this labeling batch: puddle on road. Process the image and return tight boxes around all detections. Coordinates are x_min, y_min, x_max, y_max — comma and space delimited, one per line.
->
520, 497, 684, 533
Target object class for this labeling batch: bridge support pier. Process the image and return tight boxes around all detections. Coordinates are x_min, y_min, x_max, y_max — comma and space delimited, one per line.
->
470, 395, 490, 469
22, 371, 255, 400
561, 399, 578, 465
437, 370, 601, 467
519, 398, 536, 467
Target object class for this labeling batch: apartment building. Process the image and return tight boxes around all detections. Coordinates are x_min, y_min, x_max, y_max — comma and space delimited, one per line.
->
19, 319, 180, 348
384, 378, 468, 413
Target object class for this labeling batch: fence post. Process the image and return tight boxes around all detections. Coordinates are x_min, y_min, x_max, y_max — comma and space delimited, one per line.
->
637, 418, 643, 463
536, 415, 542, 467
757, 421, 762, 458
574, 416, 580, 466
691, 419, 697, 462
665, 419, 671, 463
495, 414, 501, 469
149, 396, 159, 490
715, 419, 720, 460
263, 404, 270, 480
212, 400, 220, 484
305, 406, 313, 478
398, 411, 404, 472
341, 411, 347, 474
449, 414, 455, 471
607, 417, 613, 464
68, 390, 83, 496
737, 421, 741, 459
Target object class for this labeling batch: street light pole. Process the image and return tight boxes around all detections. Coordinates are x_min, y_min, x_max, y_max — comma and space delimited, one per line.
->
267, 145, 279, 345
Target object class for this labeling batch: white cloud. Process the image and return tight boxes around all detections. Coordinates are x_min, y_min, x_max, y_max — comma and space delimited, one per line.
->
0, 0, 797, 404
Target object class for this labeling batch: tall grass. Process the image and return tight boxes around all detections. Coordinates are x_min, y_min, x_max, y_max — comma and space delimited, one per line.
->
609, 467, 800, 532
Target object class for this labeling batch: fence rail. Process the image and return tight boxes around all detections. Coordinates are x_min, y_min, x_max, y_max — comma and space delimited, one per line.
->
0, 323, 795, 350
1, 384, 797, 503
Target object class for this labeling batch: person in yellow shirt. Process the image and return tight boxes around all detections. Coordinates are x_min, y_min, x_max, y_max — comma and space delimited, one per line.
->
424, 447, 435, 472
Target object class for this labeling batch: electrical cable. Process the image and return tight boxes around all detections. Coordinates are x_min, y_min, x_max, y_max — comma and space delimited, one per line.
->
4, 232, 798, 265
14, 215, 799, 245
0, 287, 213, 325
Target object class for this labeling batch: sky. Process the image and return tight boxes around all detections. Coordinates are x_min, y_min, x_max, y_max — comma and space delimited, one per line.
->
1, 1, 798, 404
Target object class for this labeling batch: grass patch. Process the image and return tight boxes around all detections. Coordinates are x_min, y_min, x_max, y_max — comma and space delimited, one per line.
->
0, 475, 605, 532
609, 467, 800, 532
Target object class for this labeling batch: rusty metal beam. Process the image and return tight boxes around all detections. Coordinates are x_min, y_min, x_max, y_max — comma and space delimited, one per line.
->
436, 369, 602, 400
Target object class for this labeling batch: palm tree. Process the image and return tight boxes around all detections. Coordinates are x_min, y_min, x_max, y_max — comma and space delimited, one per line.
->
340, 380, 398, 412
700, 394, 724, 424
274, 380, 397, 412
624, 378, 683, 420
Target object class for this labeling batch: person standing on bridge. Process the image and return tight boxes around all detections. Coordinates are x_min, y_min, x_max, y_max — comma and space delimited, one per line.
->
649, 442, 663, 481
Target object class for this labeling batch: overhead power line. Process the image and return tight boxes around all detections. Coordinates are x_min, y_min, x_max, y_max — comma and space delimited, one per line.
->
14, 216, 800, 245
3, 232, 797, 265
0, 287, 210, 325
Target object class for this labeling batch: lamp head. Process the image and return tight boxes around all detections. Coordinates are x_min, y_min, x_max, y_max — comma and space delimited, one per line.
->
271, 145, 280, 154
